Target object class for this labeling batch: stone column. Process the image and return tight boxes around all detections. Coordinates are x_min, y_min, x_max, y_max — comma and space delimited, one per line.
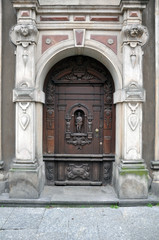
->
151, 0, 159, 195
114, 4, 149, 198
9, 3, 45, 198
0, 0, 6, 193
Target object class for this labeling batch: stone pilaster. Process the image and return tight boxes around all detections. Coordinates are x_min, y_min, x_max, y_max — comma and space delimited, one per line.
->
115, 2, 149, 199
9, 1, 45, 199
151, 0, 159, 196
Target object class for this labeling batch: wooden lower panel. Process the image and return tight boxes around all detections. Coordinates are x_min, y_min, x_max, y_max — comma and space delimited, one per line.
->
45, 159, 113, 186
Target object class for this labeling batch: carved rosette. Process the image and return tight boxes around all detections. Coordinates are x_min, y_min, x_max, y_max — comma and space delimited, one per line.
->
10, 24, 39, 48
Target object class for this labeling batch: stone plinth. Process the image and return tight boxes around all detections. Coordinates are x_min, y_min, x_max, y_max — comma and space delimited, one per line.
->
117, 161, 148, 199
9, 163, 44, 199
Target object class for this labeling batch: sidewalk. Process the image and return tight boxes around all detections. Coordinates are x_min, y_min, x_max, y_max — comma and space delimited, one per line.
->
0, 206, 159, 240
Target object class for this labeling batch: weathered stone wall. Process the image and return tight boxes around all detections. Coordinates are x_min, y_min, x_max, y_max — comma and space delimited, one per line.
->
2, 0, 16, 170
142, 0, 155, 175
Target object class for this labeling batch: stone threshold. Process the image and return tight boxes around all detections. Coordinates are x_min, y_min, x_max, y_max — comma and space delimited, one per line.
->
0, 185, 158, 207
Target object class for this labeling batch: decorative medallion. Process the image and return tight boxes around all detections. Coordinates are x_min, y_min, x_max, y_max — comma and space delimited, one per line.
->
19, 102, 30, 131
20, 113, 30, 130
128, 114, 138, 131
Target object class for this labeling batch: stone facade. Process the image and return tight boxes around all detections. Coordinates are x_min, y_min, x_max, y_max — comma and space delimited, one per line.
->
0, 0, 158, 199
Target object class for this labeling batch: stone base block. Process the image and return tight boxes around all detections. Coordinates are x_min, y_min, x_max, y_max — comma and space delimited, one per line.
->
151, 181, 159, 196
117, 166, 149, 199
9, 163, 45, 199
0, 180, 8, 194
0, 173, 8, 194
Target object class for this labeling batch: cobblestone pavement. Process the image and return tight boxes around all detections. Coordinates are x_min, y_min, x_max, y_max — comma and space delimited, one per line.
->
0, 206, 159, 240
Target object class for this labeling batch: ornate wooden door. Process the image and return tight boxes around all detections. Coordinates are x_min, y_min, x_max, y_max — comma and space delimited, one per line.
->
43, 56, 115, 186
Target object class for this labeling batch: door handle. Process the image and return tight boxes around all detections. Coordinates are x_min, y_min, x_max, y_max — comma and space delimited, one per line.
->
95, 128, 99, 137
95, 128, 99, 133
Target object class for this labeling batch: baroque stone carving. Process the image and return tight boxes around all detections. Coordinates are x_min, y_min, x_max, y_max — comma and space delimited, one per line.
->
128, 103, 139, 131
19, 102, 30, 130
10, 23, 38, 47
122, 24, 149, 68
122, 24, 149, 48
114, 81, 145, 104
66, 164, 90, 180
130, 50, 137, 68
13, 84, 45, 103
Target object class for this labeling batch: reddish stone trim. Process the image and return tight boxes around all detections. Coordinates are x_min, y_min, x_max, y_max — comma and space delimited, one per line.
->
90, 35, 117, 54
21, 11, 30, 17
74, 16, 86, 21
42, 35, 69, 53
90, 16, 119, 22
40, 16, 69, 21
129, 12, 138, 17
75, 30, 84, 46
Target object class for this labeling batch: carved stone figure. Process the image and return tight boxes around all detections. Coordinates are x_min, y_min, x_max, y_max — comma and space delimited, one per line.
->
76, 112, 83, 133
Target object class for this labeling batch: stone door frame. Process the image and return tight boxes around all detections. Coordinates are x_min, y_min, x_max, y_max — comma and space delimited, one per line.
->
9, 0, 150, 199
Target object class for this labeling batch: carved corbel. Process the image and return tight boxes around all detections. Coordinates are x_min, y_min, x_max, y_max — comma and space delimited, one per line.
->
122, 24, 149, 47
10, 23, 38, 47
13, 82, 45, 103
114, 81, 146, 104
122, 24, 149, 68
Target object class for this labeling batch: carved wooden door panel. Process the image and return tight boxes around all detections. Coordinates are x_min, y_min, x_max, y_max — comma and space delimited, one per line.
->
43, 56, 115, 186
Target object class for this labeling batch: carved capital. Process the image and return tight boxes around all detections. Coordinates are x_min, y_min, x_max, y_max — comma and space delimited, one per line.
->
122, 24, 149, 48
10, 23, 38, 47
13, 83, 45, 103
114, 81, 145, 104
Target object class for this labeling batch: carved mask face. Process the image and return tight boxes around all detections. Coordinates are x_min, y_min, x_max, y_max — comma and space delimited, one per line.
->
130, 28, 138, 37
20, 26, 29, 37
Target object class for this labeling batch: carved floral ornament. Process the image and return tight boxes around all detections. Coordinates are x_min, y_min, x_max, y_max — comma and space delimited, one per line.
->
10, 24, 38, 47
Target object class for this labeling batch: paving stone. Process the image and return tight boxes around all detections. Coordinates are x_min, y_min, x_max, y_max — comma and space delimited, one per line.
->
0, 229, 37, 240
37, 232, 68, 240
3, 208, 45, 230
67, 208, 99, 240
0, 206, 159, 240
38, 208, 68, 236
0, 208, 14, 228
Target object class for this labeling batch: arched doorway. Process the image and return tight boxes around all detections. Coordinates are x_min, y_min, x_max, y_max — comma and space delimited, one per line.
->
43, 56, 115, 186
